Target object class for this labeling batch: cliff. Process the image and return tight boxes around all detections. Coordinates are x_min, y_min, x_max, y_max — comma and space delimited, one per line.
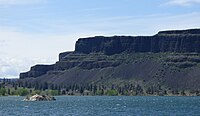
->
20, 65, 54, 79
19, 29, 200, 91
74, 29, 200, 55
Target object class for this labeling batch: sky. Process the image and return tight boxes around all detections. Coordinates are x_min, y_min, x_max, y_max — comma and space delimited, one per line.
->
0, 0, 200, 78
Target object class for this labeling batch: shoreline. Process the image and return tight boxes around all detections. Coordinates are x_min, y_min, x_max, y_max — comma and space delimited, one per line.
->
1, 94, 200, 97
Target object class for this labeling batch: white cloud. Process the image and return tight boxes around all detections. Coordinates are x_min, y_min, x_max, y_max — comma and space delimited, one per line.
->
0, 0, 46, 6
165, 0, 200, 6
0, 28, 68, 78
0, 26, 101, 78
0, 56, 54, 78
0, 40, 6, 46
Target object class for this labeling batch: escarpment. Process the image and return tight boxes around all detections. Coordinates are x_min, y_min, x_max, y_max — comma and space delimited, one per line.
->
20, 29, 200, 90
75, 29, 200, 55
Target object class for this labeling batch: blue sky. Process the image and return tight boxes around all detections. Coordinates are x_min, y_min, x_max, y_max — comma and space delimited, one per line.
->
0, 0, 200, 78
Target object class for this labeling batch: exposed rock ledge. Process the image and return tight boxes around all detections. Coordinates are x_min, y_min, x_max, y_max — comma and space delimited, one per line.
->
23, 94, 56, 101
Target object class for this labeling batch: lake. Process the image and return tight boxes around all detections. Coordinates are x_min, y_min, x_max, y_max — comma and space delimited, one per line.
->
0, 96, 200, 116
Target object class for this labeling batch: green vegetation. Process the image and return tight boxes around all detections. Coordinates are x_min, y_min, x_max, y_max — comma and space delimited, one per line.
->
16, 88, 29, 96
0, 78, 200, 96
0, 88, 6, 96
0, 87, 61, 96
106, 90, 118, 96
0, 87, 29, 96
0, 79, 61, 96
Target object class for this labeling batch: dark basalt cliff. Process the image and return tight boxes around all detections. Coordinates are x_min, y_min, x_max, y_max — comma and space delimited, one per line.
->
20, 29, 200, 91
75, 29, 200, 55
20, 65, 54, 79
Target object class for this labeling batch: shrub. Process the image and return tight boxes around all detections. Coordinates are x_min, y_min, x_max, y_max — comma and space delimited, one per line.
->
17, 88, 29, 96
0, 88, 6, 96
106, 90, 118, 96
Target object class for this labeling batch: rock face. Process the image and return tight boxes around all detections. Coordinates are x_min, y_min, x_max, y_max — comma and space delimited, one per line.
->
75, 30, 200, 55
19, 29, 200, 90
23, 94, 56, 101
20, 65, 54, 79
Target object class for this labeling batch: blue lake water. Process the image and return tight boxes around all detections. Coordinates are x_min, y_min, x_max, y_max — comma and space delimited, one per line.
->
0, 96, 200, 116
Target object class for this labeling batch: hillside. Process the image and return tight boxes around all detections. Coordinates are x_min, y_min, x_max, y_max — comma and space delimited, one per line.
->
19, 29, 200, 95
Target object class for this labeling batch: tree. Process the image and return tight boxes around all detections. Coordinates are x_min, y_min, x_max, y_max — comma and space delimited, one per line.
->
29, 89, 32, 94
101, 89, 104, 95
106, 89, 118, 96
80, 87, 84, 95
146, 87, 153, 94
28, 83, 32, 88
181, 90, 186, 96
24, 81, 28, 88
17, 88, 29, 96
48, 90, 60, 96
14, 85, 18, 90
49, 84, 54, 90
135, 84, 144, 95
0, 88, 6, 96
7, 88, 11, 95
61, 90, 66, 95
34, 81, 39, 90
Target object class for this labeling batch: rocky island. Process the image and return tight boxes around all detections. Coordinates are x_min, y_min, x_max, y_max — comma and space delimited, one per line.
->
19, 29, 200, 96
23, 94, 56, 101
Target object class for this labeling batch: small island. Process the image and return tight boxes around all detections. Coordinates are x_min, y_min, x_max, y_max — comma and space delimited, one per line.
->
23, 94, 56, 101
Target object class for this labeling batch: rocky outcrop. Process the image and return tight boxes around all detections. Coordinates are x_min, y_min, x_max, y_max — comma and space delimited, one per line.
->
20, 65, 54, 79
23, 94, 56, 101
59, 51, 73, 61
